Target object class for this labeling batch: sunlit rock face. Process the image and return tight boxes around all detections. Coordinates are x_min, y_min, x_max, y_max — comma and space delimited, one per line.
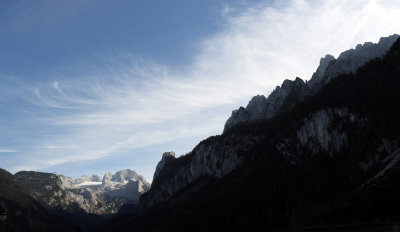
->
15, 169, 150, 215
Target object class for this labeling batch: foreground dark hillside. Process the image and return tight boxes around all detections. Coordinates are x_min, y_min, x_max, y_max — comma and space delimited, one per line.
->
13, 171, 107, 231
101, 37, 400, 231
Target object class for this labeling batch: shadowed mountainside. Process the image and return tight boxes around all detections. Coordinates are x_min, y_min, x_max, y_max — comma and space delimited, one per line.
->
100, 36, 400, 231
0, 169, 77, 232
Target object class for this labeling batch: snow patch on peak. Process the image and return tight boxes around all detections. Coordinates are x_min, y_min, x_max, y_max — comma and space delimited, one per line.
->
75, 181, 102, 187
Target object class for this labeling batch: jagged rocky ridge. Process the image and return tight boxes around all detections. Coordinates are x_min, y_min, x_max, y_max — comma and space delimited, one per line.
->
224, 34, 399, 132
141, 34, 400, 208
113, 35, 400, 232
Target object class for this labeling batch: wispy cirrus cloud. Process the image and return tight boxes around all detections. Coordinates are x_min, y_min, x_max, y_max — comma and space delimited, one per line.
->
2, 0, 400, 180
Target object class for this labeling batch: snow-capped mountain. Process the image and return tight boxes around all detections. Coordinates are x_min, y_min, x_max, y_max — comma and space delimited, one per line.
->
15, 169, 150, 216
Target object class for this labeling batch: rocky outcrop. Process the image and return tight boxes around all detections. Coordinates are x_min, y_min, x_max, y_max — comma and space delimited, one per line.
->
224, 77, 311, 132
296, 108, 356, 154
224, 34, 399, 132
14, 171, 80, 212
153, 151, 176, 181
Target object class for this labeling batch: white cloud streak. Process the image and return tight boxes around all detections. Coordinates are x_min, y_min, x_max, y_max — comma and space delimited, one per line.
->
45, 145, 78, 150
0, 149, 17, 153
7, 0, 400, 178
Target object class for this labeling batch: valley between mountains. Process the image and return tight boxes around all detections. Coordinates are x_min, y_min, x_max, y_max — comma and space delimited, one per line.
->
2, 34, 400, 231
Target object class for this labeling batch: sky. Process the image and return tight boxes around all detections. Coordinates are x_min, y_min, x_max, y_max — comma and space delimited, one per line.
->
1, 0, 400, 182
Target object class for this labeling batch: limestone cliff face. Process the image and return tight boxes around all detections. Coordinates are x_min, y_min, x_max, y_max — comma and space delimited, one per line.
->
296, 108, 355, 153
274, 108, 364, 165
224, 34, 399, 132
144, 135, 260, 206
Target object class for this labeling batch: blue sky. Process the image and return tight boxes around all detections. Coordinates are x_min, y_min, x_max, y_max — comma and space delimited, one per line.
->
1, 0, 400, 182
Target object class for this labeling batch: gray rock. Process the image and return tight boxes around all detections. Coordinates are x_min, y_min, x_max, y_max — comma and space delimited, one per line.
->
224, 77, 311, 132
153, 151, 176, 181
308, 54, 335, 87
296, 108, 355, 155
91, 174, 102, 182
146, 136, 258, 206
310, 34, 399, 88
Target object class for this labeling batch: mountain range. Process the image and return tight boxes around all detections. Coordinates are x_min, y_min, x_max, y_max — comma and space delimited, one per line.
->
1, 169, 149, 231
1, 34, 400, 231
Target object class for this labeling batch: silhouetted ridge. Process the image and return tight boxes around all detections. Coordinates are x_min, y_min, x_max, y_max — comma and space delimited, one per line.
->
224, 34, 399, 132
